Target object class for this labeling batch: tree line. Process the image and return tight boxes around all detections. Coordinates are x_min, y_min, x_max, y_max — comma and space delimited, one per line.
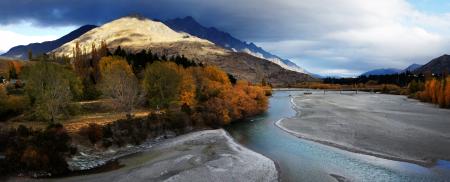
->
410, 76, 450, 108
323, 72, 425, 87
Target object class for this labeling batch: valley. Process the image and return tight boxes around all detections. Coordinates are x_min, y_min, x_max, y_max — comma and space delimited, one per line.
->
1, 3, 450, 181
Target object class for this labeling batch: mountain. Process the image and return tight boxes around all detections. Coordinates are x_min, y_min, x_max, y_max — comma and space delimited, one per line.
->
361, 68, 402, 76
414, 54, 450, 74
402, 64, 422, 73
51, 16, 314, 86
1, 25, 97, 60
163, 16, 309, 75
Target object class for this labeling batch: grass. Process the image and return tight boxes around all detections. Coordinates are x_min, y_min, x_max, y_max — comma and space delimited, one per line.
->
1, 98, 151, 133
64, 110, 150, 133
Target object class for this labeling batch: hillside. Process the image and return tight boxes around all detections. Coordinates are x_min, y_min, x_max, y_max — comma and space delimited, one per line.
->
414, 54, 450, 74
164, 16, 308, 74
402, 64, 422, 73
361, 68, 401, 76
1, 25, 97, 60
51, 16, 314, 86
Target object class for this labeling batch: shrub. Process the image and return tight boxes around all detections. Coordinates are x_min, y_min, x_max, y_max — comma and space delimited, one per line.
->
0, 86, 28, 121
0, 124, 74, 176
79, 123, 103, 144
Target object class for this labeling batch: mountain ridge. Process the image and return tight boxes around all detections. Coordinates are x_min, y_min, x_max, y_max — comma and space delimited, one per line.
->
1, 25, 97, 59
402, 63, 422, 73
163, 16, 308, 74
51, 16, 314, 86
414, 54, 450, 74
361, 68, 402, 76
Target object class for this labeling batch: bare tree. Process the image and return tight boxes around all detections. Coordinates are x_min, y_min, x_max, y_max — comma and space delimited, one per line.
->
98, 57, 139, 117
22, 61, 82, 122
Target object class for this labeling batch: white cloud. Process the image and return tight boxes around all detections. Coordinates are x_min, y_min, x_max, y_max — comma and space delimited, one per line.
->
0, 30, 57, 53
0, 21, 76, 54
316, 69, 361, 77
252, 0, 450, 76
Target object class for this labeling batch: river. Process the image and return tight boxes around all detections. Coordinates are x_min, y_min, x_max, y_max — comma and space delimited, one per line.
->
225, 90, 450, 182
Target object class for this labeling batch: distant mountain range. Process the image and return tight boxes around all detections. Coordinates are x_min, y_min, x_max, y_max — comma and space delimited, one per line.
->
164, 16, 308, 75
1, 25, 97, 59
361, 63, 426, 76
361, 54, 450, 77
361, 68, 402, 76
50, 16, 314, 86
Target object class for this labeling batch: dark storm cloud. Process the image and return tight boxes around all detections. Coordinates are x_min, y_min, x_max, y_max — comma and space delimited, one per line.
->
1, 0, 449, 76
0, 0, 330, 41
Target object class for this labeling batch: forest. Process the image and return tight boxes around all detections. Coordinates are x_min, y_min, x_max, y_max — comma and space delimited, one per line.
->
0, 42, 269, 177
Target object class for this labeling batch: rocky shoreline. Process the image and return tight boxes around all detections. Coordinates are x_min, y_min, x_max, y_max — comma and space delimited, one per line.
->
67, 133, 176, 171
9, 129, 278, 182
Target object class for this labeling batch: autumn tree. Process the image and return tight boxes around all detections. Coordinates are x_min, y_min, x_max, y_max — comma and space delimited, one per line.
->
7, 61, 22, 80
232, 80, 268, 117
98, 56, 139, 116
22, 61, 82, 122
143, 61, 183, 108
73, 41, 89, 78
417, 76, 450, 108
191, 66, 234, 126
178, 67, 196, 109
91, 40, 109, 83
445, 77, 450, 107
190, 66, 269, 127
72, 41, 105, 100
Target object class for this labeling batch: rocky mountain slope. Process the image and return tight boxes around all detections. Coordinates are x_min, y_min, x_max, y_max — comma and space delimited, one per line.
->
414, 54, 450, 74
51, 16, 314, 86
164, 16, 308, 74
1, 25, 97, 60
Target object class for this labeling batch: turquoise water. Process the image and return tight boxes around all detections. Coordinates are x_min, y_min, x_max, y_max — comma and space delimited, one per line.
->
225, 91, 450, 182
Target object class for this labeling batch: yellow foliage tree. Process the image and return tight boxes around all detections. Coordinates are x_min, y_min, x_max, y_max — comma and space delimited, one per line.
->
98, 56, 139, 116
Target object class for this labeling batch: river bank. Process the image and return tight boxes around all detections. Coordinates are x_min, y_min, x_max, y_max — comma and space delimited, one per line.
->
276, 91, 450, 167
7, 129, 277, 182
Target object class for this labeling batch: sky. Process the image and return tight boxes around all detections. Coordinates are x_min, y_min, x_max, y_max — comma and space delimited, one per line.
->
0, 0, 450, 77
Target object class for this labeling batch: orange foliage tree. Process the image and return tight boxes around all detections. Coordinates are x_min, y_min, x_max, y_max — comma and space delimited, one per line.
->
417, 76, 450, 108
191, 66, 268, 127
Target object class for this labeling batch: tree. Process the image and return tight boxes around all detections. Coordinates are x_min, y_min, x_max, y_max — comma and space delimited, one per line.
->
28, 49, 33, 60
445, 77, 450, 107
191, 66, 234, 126
143, 61, 183, 108
408, 80, 419, 94
22, 61, 82, 122
178, 67, 196, 108
193, 66, 232, 101
8, 65, 17, 80
98, 56, 139, 116
0, 86, 27, 120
